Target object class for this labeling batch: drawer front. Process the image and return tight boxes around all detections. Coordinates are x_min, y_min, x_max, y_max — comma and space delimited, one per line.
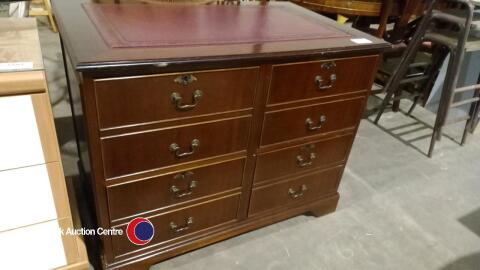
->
94, 67, 259, 129
111, 194, 240, 257
268, 56, 377, 104
255, 134, 354, 184
101, 117, 251, 179
249, 166, 342, 216
261, 96, 364, 146
107, 158, 245, 221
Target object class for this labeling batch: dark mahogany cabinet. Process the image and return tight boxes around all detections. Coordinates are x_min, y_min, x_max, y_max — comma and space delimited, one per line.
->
53, 0, 389, 269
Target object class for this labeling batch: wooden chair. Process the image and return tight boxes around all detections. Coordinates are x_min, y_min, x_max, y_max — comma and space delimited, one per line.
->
373, 1, 438, 113
29, 0, 57, 32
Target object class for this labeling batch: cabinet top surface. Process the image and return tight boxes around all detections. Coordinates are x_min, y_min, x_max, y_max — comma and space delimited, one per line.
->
53, 0, 389, 73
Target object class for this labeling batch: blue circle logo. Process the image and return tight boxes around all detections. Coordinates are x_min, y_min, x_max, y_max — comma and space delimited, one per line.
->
126, 217, 154, 245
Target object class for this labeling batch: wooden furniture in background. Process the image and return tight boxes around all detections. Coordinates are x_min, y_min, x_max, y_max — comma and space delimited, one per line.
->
374, 0, 478, 157
29, 0, 57, 32
290, 0, 396, 37
290, 0, 425, 39
386, 0, 426, 42
290, 0, 387, 16
0, 18, 87, 269
53, 0, 389, 269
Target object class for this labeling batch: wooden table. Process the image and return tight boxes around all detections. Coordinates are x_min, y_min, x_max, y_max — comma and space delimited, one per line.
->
53, 0, 389, 269
290, 0, 387, 16
290, 0, 425, 38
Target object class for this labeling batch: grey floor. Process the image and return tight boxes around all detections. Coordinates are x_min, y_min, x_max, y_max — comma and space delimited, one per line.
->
37, 19, 480, 270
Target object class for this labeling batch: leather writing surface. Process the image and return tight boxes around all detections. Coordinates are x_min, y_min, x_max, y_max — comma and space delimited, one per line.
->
82, 3, 350, 48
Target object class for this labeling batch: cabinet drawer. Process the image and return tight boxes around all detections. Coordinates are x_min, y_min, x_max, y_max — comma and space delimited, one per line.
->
261, 96, 364, 146
111, 194, 240, 257
249, 166, 342, 216
268, 56, 377, 104
94, 67, 259, 129
255, 134, 353, 184
101, 116, 251, 179
107, 158, 245, 221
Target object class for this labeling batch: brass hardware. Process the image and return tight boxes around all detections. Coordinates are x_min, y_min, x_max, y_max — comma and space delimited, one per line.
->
170, 90, 203, 111
314, 62, 337, 90
296, 152, 316, 167
314, 74, 336, 90
321, 62, 336, 70
288, 184, 307, 199
174, 74, 197, 86
170, 217, 194, 233
169, 139, 200, 158
296, 144, 316, 167
305, 115, 327, 131
171, 171, 197, 198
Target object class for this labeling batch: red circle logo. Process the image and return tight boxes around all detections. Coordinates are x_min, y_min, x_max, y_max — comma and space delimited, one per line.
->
126, 217, 154, 245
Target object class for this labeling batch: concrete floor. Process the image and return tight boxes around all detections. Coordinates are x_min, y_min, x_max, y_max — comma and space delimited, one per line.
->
37, 19, 480, 270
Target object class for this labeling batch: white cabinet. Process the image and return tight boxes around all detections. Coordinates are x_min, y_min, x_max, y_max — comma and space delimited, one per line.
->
0, 95, 45, 171
0, 164, 57, 231
0, 220, 67, 270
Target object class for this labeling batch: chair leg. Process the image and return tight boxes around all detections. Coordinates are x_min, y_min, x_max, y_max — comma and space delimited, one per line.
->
466, 88, 480, 135
428, 104, 445, 157
460, 86, 480, 146
433, 49, 459, 144
44, 0, 58, 32
374, 49, 420, 124
48, 14, 57, 33
471, 104, 480, 133
428, 127, 439, 157
407, 96, 420, 115
461, 119, 470, 145
392, 97, 401, 112
374, 87, 396, 124
436, 126, 443, 141
469, 82, 480, 133
375, 0, 394, 38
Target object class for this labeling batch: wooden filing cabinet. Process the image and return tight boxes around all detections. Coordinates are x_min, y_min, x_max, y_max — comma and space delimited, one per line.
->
53, 0, 389, 269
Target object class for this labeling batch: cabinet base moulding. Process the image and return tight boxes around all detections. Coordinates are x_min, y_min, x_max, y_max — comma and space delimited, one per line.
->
106, 193, 339, 270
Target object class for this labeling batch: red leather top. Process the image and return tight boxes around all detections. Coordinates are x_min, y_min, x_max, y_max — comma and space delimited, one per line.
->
82, 3, 350, 48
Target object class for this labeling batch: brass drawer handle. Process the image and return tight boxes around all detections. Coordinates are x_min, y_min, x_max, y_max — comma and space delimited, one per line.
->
171, 171, 197, 198
305, 115, 326, 131
314, 62, 337, 90
170, 90, 203, 111
296, 152, 316, 167
170, 217, 193, 233
288, 184, 307, 199
169, 139, 200, 158
174, 74, 197, 86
